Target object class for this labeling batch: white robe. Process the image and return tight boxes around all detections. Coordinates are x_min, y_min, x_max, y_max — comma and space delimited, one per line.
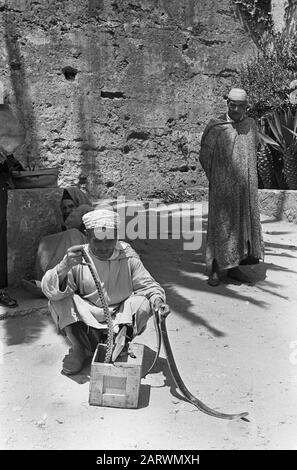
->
41, 241, 165, 333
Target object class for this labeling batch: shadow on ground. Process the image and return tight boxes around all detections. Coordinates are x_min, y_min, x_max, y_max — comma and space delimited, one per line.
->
2, 208, 292, 346
130, 232, 274, 334
1, 313, 51, 346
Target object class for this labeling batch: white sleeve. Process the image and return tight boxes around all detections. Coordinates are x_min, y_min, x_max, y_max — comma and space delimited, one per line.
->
41, 265, 77, 301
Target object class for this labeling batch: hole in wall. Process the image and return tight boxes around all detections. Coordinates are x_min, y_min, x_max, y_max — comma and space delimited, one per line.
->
101, 91, 126, 99
10, 61, 22, 70
127, 131, 150, 141
62, 66, 78, 80
123, 145, 130, 154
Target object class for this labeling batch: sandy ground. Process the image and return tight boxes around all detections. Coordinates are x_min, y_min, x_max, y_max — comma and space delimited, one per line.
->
0, 202, 297, 450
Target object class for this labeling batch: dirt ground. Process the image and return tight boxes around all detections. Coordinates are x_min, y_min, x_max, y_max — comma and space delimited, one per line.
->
1, 202, 297, 450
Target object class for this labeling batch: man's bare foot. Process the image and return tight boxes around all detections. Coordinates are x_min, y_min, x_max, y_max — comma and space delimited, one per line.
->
208, 272, 220, 287
228, 267, 251, 284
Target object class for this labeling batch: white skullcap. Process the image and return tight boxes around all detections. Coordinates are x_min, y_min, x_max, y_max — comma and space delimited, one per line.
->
289, 79, 297, 90
227, 88, 248, 102
82, 209, 121, 230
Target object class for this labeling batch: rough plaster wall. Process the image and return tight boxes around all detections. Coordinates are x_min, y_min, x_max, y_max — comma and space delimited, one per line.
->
7, 188, 64, 285
0, 0, 256, 198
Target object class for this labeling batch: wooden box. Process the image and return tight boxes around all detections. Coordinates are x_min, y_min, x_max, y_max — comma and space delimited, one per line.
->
89, 342, 144, 408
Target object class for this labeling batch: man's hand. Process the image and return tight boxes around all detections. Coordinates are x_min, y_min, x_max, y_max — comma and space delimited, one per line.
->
152, 296, 164, 312
57, 245, 85, 287
64, 245, 85, 270
152, 297, 170, 316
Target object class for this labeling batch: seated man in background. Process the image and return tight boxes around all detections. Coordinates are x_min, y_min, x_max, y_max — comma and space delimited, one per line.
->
41, 209, 166, 375
35, 187, 93, 279
60, 187, 92, 232
23, 187, 93, 296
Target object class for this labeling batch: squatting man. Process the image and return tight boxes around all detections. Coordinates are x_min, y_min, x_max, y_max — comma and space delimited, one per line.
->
41, 208, 167, 374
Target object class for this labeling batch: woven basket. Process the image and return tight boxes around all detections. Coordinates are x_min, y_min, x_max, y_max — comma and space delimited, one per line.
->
12, 168, 59, 189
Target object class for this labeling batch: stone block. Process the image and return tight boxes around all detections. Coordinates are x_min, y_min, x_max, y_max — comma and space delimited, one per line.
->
191, 187, 297, 225
7, 188, 64, 286
258, 189, 297, 224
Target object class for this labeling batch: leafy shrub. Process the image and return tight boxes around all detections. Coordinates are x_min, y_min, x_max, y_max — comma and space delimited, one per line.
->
239, 32, 297, 188
240, 33, 297, 120
234, 0, 272, 33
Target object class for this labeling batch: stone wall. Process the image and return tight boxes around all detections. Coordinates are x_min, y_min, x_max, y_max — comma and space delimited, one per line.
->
7, 188, 63, 286
0, 0, 256, 199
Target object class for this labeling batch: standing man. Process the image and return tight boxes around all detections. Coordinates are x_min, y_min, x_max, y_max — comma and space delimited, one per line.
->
199, 88, 264, 286
0, 101, 25, 307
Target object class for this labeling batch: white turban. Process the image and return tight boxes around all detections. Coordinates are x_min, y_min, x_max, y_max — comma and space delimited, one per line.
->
82, 209, 121, 230
227, 88, 248, 102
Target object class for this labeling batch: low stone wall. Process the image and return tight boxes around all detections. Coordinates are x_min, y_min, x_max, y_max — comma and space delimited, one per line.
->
192, 187, 297, 224
7, 188, 64, 286
258, 190, 297, 224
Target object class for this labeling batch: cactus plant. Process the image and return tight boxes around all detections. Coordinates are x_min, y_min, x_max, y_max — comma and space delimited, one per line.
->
259, 109, 297, 189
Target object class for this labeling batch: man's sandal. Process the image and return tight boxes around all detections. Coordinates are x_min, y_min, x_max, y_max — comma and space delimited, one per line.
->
240, 256, 259, 266
62, 347, 86, 375
0, 292, 18, 308
207, 272, 220, 287
228, 267, 251, 284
